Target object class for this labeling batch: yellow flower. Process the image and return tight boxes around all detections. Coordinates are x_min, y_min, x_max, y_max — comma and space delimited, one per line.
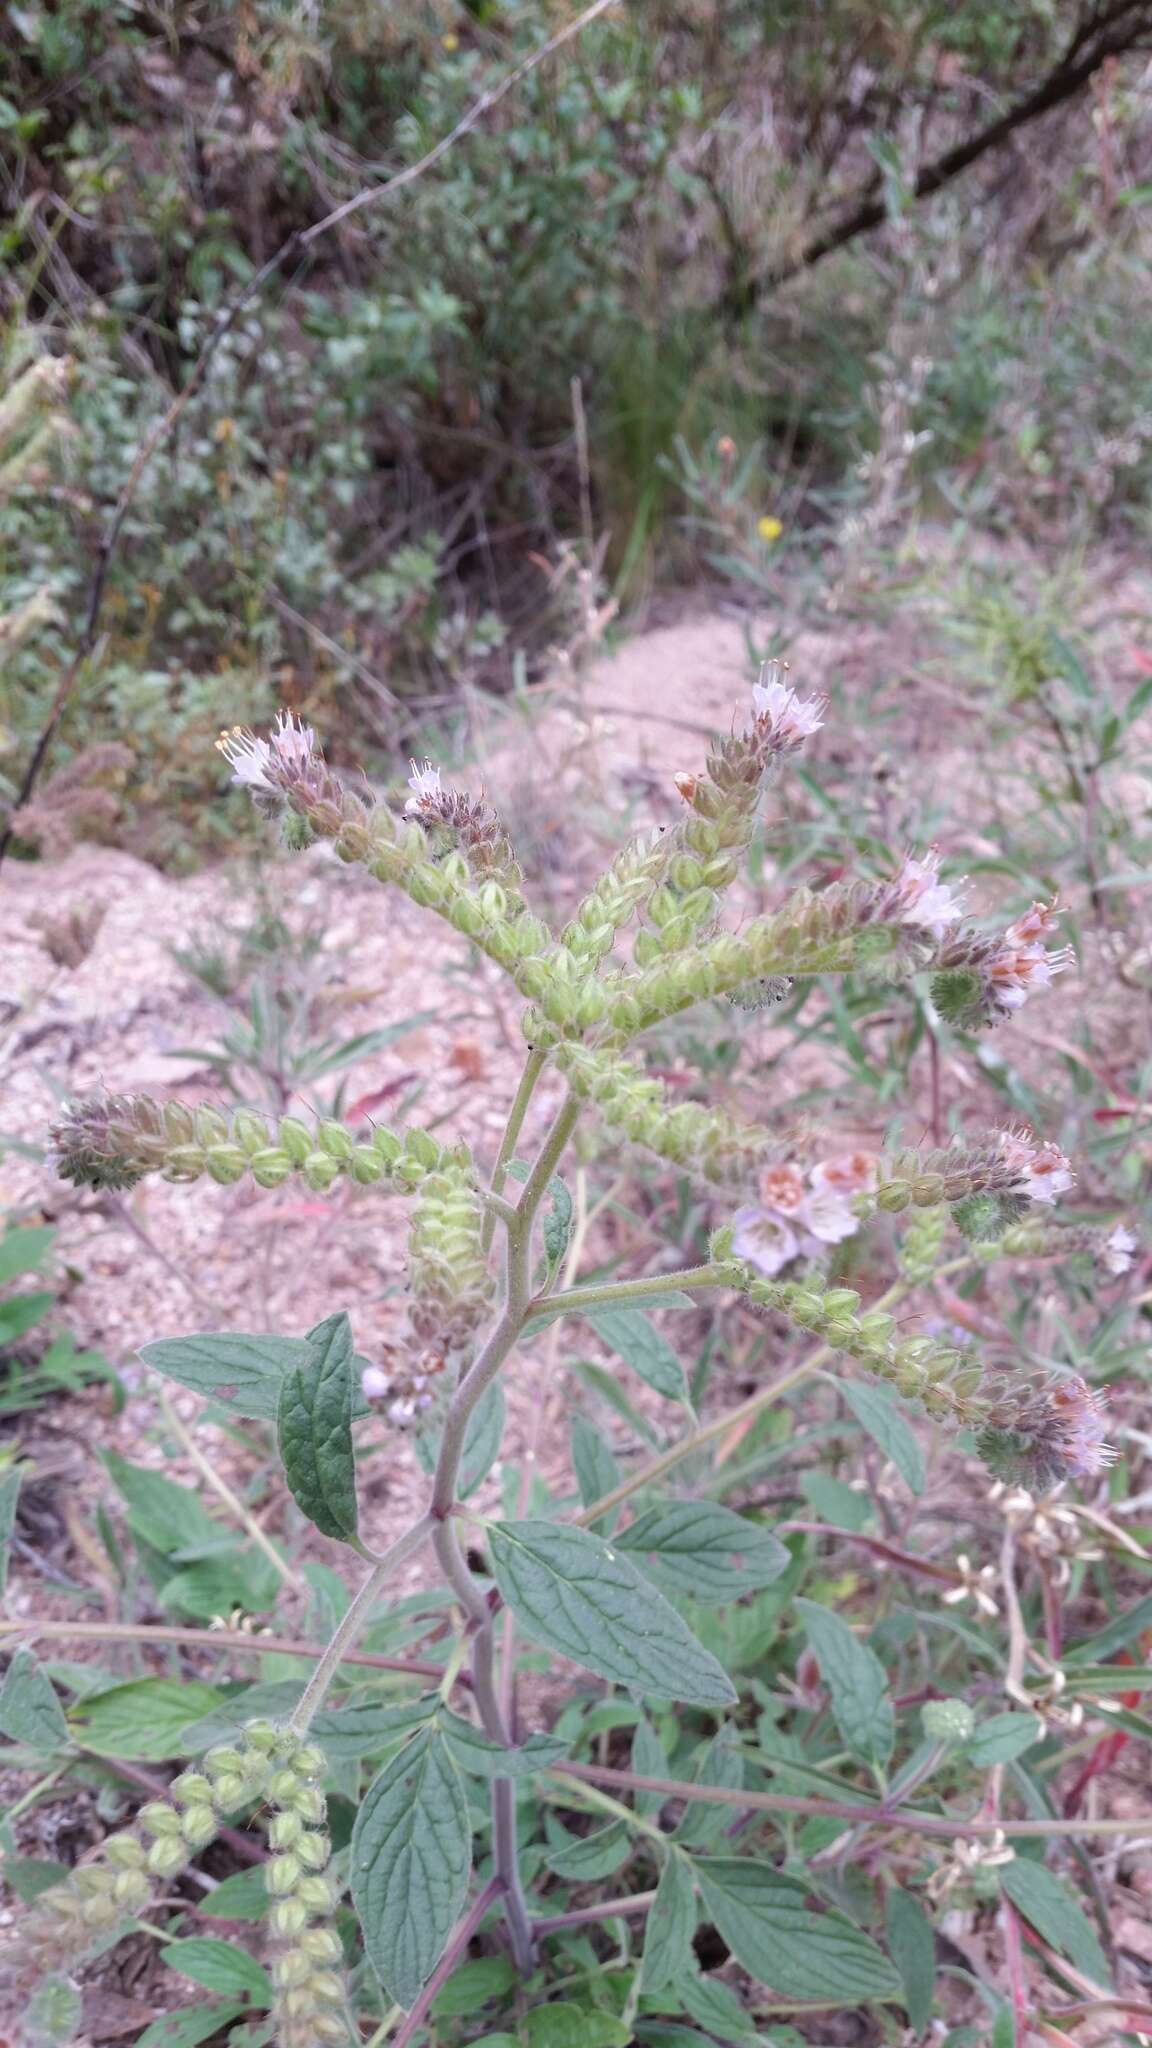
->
442, 33, 459, 51
757, 515, 783, 544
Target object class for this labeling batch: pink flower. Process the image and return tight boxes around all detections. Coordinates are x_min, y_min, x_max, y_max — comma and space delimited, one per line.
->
405, 759, 443, 815
216, 710, 318, 793
751, 661, 825, 750
810, 1151, 877, 1197
998, 1127, 1074, 1205
891, 849, 967, 943
731, 1206, 800, 1276
758, 1163, 807, 1215
798, 1184, 860, 1246
1049, 1377, 1115, 1479
1101, 1223, 1137, 1276
986, 900, 1074, 1014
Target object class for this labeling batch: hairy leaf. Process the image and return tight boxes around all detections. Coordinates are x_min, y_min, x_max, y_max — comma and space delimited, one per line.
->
796, 1599, 894, 1766
159, 1937, 272, 2004
584, 1307, 688, 1404
618, 1502, 789, 1604
545, 1820, 631, 1880
350, 1726, 472, 2008
837, 1379, 924, 1495
0, 1650, 69, 1752
570, 1416, 620, 1535
885, 1886, 936, 2032
999, 1859, 1111, 1985
694, 1859, 901, 2001
277, 1310, 359, 1543
71, 1678, 226, 1760
641, 1853, 697, 1995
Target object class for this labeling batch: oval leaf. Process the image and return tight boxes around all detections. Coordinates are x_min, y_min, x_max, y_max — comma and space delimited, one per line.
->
0, 1650, 68, 1752
350, 1727, 472, 2009
694, 1858, 901, 2002
618, 1503, 789, 1604
999, 1859, 1111, 1986
277, 1310, 359, 1543
796, 1599, 894, 1767
486, 1520, 736, 1708
545, 1820, 631, 1880
641, 1853, 698, 1995
838, 1380, 924, 1496
584, 1308, 688, 1404
159, 1937, 272, 2005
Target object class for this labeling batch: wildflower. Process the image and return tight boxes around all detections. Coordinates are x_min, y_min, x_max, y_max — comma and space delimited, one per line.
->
750, 660, 824, 750
731, 1206, 799, 1276
759, 1163, 807, 1215
757, 515, 783, 543
1048, 1376, 1115, 1479
997, 1127, 1075, 1205
1101, 1222, 1137, 1275
985, 899, 1074, 1015
717, 435, 737, 461
800, 1183, 860, 1245
405, 759, 443, 815
361, 1366, 391, 1401
810, 1151, 877, 1198
978, 1372, 1115, 1488
216, 710, 318, 795
217, 725, 274, 791
942, 1554, 1000, 1619
889, 849, 967, 943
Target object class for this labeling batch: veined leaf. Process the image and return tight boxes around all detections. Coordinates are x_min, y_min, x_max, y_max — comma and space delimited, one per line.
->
486, 1519, 736, 1707
584, 1307, 688, 1404
837, 1380, 924, 1496
885, 1886, 935, 2032
640, 1852, 697, 1995
570, 1416, 620, 1535
618, 1502, 789, 1604
159, 1937, 272, 2005
136, 2004, 246, 2047
524, 2006, 630, 2048
350, 1725, 472, 2008
0, 1650, 69, 1752
102, 1451, 220, 1557
277, 1310, 359, 1543
438, 1710, 568, 1780
796, 1599, 894, 1766
966, 1714, 1042, 1766
694, 1858, 901, 2001
0, 1462, 23, 1601
71, 1677, 226, 1761
674, 1725, 744, 1849
999, 1859, 1111, 1985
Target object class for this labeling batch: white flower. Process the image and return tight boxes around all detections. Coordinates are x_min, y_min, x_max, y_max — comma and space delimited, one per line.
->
757, 1163, 808, 1215
1101, 1223, 1137, 1276
731, 1206, 799, 1276
269, 709, 317, 776
216, 725, 275, 791
809, 1151, 877, 1198
891, 849, 967, 942
751, 661, 824, 748
361, 1365, 391, 1400
405, 758, 443, 814
987, 900, 1074, 1013
998, 1127, 1074, 1205
798, 1184, 860, 1246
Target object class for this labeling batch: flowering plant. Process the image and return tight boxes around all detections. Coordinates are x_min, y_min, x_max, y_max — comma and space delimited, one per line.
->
9, 670, 1135, 2045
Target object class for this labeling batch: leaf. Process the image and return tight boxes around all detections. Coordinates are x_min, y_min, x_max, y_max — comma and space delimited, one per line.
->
159, 1937, 272, 2005
584, 1308, 688, 1404
0, 1650, 69, 1751
350, 1725, 472, 2008
102, 1451, 221, 1557
159, 1549, 281, 1621
198, 1868, 269, 1921
967, 1714, 1042, 1766
432, 1956, 517, 2017
631, 1714, 669, 1815
524, 2007, 630, 2048
415, 1381, 504, 1500
486, 1520, 736, 1707
675, 1725, 744, 1849
796, 1599, 894, 1766
24, 1976, 81, 2046
886, 1886, 935, 2032
0, 1462, 23, 1601
641, 1853, 697, 1994
0, 1225, 54, 1285
71, 1678, 226, 1760
277, 1310, 359, 1543
694, 1859, 901, 2002
618, 1503, 789, 1605
181, 1682, 305, 1750
574, 1361, 660, 1446
571, 1416, 620, 1535
139, 1332, 313, 1421
543, 1176, 574, 1278
837, 1380, 924, 1496
4, 1856, 69, 1902
1065, 1593, 1152, 1666
438, 1710, 568, 1780
676, 1968, 758, 2040
314, 1697, 437, 1763
136, 2005, 246, 2048
999, 1859, 1111, 1985
545, 1820, 631, 1880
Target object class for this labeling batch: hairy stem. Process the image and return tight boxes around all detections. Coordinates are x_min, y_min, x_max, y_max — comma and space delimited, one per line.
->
534, 1889, 657, 1935
0, 1616, 456, 1681
481, 1044, 549, 1253
288, 1515, 435, 1732
392, 1875, 505, 2048
528, 1263, 725, 1321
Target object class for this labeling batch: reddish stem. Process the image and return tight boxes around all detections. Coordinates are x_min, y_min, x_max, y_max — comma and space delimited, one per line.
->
392, 1877, 505, 2048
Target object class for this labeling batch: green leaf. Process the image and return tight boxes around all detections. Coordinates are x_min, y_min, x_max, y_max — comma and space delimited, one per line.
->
438, 1710, 568, 1780
886, 1886, 935, 2032
676, 1968, 758, 2040
837, 1380, 924, 1496
415, 1381, 504, 1500
584, 1308, 688, 1404
967, 1714, 1042, 1766
574, 1360, 660, 1446
181, 1682, 304, 1751
24, 1976, 82, 2046
800, 1469, 873, 1531
350, 1725, 472, 2008
571, 1416, 620, 1535
631, 1714, 669, 1815
796, 1599, 894, 1766
1065, 1593, 1152, 1666
4, 1856, 69, 1902
545, 1820, 631, 1880
641, 1853, 697, 1994
999, 1859, 1111, 1985
524, 2006, 630, 2048
543, 1176, 574, 1278
618, 1503, 789, 1605
0, 1462, 23, 1601
486, 1520, 736, 1708
70, 1678, 226, 1760
159, 1937, 273, 2005
139, 1332, 312, 1421
675, 1725, 744, 1849
0, 1291, 53, 1341
277, 1310, 359, 1543
315, 1697, 437, 1763
160, 1549, 281, 1622
199, 1867, 269, 1921
432, 1956, 517, 2017
102, 1451, 221, 1557
694, 1859, 901, 2002
0, 1226, 54, 1285
0, 1650, 69, 1751
136, 2004, 246, 2047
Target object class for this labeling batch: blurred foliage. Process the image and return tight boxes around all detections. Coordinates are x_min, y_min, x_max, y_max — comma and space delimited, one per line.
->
1, 0, 1151, 857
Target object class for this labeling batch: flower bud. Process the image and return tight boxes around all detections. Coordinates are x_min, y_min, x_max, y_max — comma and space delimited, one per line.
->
147, 1836, 188, 1877
170, 1771, 213, 1807
105, 1835, 146, 1869
278, 1118, 314, 1164
138, 1802, 182, 1837
274, 1951, 313, 1988
113, 1868, 152, 1909
250, 1147, 292, 1187
302, 1927, 343, 1963
205, 1144, 247, 1184
270, 1768, 303, 1804
205, 1746, 246, 1779
318, 1120, 353, 1161
302, 1152, 340, 1192
297, 1831, 331, 1871
268, 1853, 303, 1896
212, 1772, 249, 1810
181, 1805, 219, 1849
232, 1110, 270, 1155
270, 1897, 309, 1939
350, 1145, 385, 1184
297, 1874, 337, 1915
269, 1810, 304, 1850
921, 1699, 975, 1744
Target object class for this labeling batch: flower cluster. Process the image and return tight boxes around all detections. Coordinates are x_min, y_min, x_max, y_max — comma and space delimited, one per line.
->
406, 1158, 495, 1353
404, 759, 524, 898
978, 1374, 1116, 1488
750, 661, 826, 751
731, 1153, 876, 1276
933, 899, 1074, 1027
260, 1730, 348, 2047
873, 1129, 1073, 1215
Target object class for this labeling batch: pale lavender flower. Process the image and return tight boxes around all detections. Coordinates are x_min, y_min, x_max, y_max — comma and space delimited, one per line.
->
731, 1206, 800, 1276
1101, 1223, 1137, 1276
998, 1127, 1074, 1205
986, 900, 1074, 1014
750, 661, 824, 750
798, 1184, 860, 1247
405, 759, 444, 814
890, 849, 967, 943
361, 1365, 391, 1401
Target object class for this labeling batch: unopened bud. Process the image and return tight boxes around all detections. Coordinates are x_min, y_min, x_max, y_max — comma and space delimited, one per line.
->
268, 1853, 303, 1896
147, 1836, 188, 1877
921, 1698, 975, 1743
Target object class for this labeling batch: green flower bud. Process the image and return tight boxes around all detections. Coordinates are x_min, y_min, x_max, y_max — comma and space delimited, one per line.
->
205, 1746, 246, 1779
302, 1927, 343, 1963
270, 1897, 309, 1939
113, 1868, 152, 1909
310, 1971, 345, 2005
318, 1120, 353, 1161
138, 1802, 182, 1837
170, 1771, 213, 1807
302, 1152, 340, 1192
164, 1144, 207, 1181
251, 1147, 292, 1187
297, 1832, 330, 1871
292, 1784, 327, 1825
292, 1744, 326, 1779
268, 1853, 303, 1896
82, 1892, 119, 1927
350, 1145, 385, 1184
181, 1805, 219, 1849
212, 1772, 249, 1810
875, 1181, 911, 1212
921, 1698, 975, 1744
297, 1874, 337, 1915
278, 1118, 314, 1164
269, 1810, 304, 1851
270, 1768, 302, 1804
232, 1110, 270, 1156
194, 1106, 229, 1147
205, 1144, 247, 1184
105, 1835, 146, 1869
274, 1951, 312, 1988
147, 1836, 188, 1878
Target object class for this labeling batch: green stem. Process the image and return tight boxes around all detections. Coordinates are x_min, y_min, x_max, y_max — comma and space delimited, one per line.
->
481, 1044, 548, 1254
288, 1515, 434, 1732
529, 1263, 725, 1321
